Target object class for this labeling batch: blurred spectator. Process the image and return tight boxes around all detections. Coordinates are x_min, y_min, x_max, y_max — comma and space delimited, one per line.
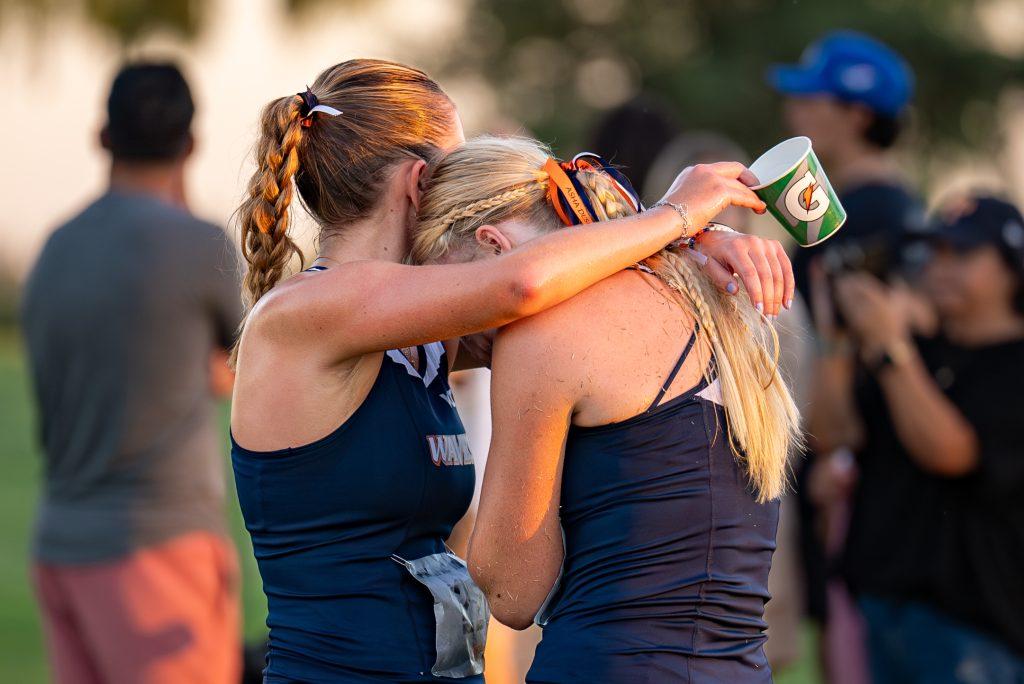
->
767, 32, 927, 683
586, 94, 680, 205
647, 131, 812, 672
767, 31, 926, 298
810, 195, 1024, 683
20, 62, 243, 684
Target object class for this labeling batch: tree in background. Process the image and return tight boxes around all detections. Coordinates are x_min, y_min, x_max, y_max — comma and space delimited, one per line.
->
4, 0, 1021, 165
442, 0, 1023, 166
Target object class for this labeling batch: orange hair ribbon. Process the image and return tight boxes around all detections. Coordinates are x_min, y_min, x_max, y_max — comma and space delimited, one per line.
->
543, 157, 594, 226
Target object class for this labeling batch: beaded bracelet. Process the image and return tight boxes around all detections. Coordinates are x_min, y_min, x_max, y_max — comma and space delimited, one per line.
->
682, 221, 737, 249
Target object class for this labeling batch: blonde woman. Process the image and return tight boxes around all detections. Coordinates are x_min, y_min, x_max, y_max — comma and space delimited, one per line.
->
413, 137, 802, 683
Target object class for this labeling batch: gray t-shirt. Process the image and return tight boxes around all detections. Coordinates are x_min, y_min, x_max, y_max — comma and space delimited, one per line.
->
21, 191, 243, 564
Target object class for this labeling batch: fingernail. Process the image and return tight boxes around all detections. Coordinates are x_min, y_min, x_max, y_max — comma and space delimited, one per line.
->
785, 298, 793, 310
726, 282, 738, 294
756, 302, 764, 314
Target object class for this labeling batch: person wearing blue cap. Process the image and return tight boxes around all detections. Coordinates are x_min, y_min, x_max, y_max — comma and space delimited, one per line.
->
767, 31, 926, 298
814, 194, 1024, 683
770, 31, 930, 684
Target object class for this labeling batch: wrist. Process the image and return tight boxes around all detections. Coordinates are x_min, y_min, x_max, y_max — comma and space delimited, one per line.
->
651, 201, 693, 239
691, 221, 737, 250
863, 336, 915, 376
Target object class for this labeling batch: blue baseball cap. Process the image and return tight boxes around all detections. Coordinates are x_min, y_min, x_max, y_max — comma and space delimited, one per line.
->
767, 31, 914, 116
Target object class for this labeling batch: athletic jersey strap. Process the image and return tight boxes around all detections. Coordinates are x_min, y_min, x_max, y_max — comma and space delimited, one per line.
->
647, 321, 701, 411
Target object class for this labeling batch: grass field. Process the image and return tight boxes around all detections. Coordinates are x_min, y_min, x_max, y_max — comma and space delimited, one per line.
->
0, 328, 822, 683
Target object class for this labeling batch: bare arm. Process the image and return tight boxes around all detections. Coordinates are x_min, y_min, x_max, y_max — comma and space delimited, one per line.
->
257, 163, 791, 362
466, 316, 577, 630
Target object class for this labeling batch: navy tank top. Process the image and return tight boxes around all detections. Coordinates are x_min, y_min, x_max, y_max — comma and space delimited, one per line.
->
231, 342, 481, 683
528, 327, 780, 683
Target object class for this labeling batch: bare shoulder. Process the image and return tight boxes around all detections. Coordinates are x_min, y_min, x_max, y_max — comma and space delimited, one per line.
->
245, 260, 385, 340
494, 271, 640, 377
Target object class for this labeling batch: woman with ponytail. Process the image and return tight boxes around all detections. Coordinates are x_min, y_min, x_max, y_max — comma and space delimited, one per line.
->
412, 136, 802, 683
230, 60, 792, 683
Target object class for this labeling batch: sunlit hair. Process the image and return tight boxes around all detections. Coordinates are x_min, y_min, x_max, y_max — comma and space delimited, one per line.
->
233, 58, 457, 360
413, 136, 801, 502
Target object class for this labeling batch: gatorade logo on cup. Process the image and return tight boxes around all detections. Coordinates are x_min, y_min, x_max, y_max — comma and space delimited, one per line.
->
785, 171, 831, 223
750, 137, 847, 247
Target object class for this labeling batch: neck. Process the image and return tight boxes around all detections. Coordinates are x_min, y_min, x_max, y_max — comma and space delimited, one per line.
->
944, 304, 1024, 347
825, 141, 899, 192
318, 201, 410, 264
109, 160, 188, 209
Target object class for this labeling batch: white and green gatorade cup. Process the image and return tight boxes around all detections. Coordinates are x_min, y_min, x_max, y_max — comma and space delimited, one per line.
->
749, 136, 846, 247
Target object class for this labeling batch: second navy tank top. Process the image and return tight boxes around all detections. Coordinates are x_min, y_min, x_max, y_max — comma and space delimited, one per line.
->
528, 327, 780, 683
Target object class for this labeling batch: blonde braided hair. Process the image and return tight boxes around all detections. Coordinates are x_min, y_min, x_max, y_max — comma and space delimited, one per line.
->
412, 138, 555, 264
413, 134, 801, 502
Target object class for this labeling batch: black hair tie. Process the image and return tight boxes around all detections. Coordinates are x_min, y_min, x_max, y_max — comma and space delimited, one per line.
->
297, 86, 342, 128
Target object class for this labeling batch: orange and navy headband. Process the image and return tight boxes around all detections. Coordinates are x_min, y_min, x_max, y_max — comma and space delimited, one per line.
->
544, 152, 643, 227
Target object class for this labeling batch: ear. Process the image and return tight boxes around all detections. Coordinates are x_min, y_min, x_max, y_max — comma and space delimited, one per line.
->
475, 224, 513, 256
848, 103, 875, 137
99, 125, 111, 151
403, 158, 429, 212
182, 132, 195, 159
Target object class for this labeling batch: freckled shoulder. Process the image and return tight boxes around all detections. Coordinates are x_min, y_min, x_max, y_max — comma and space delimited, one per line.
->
493, 271, 644, 391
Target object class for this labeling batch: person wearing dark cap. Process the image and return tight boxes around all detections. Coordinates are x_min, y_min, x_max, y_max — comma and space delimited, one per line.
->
812, 195, 1024, 682
767, 30, 926, 297
21, 63, 242, 682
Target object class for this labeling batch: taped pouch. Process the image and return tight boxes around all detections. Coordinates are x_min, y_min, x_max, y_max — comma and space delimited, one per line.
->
393, 551, 488, 678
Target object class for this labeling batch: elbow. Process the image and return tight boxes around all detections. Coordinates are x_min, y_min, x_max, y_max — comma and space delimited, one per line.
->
491, 606, 536, 631
808, 423, 863, 456
929, 446, 979, 478
503, 262, 546, 319
467, 549, 537, 631
916, 434, 980, 478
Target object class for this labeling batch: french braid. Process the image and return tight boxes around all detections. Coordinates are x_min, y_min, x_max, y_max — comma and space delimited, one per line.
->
238, 94, 307, 311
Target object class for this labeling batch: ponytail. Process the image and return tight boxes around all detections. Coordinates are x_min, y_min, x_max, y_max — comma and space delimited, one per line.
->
229, 95, 307, 367
239, 95, 307, 310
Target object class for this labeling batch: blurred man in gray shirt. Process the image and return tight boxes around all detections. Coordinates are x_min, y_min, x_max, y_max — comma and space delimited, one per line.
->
21, 62, 242, 684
